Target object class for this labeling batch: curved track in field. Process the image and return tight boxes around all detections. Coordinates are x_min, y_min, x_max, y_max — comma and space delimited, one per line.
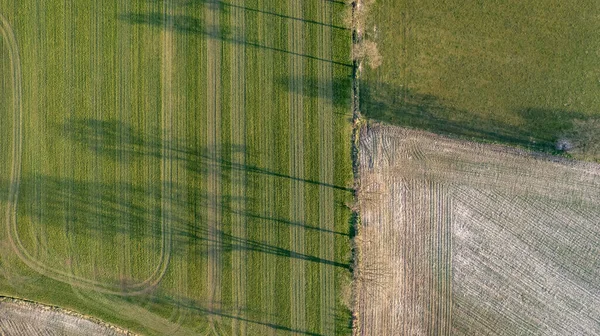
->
2, 13, 171, 296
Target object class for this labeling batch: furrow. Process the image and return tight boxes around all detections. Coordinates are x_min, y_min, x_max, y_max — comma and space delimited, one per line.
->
288, 0, 306, 332
254, 1, 278, 335
160, 0, 175, 296
230, 0, 247, 334
117, 0, 133, 291
205, 2, 223, 331
317, 2, 336, 335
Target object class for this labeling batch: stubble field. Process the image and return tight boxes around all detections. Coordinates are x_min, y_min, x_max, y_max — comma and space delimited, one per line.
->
0, 0, 354, 335
355, 124, 600, 335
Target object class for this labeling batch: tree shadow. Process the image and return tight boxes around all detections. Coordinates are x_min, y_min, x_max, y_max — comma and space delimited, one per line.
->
60, 117, 353, 193
118, 13, 207, 35
283, 74, 353, 111
360, 81, 589, 153
139, 0, 349, 30
150, 295, 325, 335
284, 75, 589, 154
118, 6, 353, 68
171, 224, 349, 268
31, 118, 351, 262
12, 175, 163, 237
8, 144, 347, 331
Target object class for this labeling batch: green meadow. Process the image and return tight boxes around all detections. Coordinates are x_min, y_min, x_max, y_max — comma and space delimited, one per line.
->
361, 0, 600, 156
0, 0, 354, 335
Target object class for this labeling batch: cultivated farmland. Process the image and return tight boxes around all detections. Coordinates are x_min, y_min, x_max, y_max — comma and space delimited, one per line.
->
359, 0, 600, 158
0, 297, 130, 335
355, 124, 600, 335
0, 0, 354, 335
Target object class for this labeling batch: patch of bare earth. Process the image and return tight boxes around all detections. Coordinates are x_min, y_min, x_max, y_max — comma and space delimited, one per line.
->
354, 124, 600, 335
0, 297, 132, 335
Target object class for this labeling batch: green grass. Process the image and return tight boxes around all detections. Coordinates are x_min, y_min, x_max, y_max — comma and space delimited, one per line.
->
0, 0, 354, 335
361, 0, 600, 155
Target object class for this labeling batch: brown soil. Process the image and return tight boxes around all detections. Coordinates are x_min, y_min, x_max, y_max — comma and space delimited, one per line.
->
354, 124, 600, 335
0, 297, 132, 336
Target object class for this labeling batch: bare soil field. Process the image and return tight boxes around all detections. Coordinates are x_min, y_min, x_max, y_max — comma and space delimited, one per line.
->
354, 123, 600, 335
0, 297, 130, 335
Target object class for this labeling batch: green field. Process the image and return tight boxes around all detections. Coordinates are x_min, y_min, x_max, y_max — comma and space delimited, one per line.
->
360, 0, 600, 156
0, 0, 354, 335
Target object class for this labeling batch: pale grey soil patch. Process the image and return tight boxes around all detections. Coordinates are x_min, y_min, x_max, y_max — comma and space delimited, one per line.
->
354, 123, 600, 336
0, 297, 132, 335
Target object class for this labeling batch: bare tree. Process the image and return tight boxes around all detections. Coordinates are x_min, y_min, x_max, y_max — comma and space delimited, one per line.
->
561, 118, 600, 161
353, 40, 382, 69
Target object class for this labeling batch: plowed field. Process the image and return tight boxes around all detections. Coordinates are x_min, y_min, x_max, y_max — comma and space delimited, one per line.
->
355, 124, 600, 335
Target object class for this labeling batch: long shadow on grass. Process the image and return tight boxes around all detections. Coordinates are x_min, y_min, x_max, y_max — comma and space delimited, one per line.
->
139, 0, 348, 29
48, 119, 352, 262
141, 0, 349, 30
151, 295, 325, 336
286, 75, 590, 154
171, 224, 348, 268
9, 154, 346, 332
61, 118, 353, 193
118, 9, 353, 68
8, 171, 349, 292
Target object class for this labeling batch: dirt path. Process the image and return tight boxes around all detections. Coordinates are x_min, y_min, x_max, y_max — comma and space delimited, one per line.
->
157, 0, 178, 298
0, 297, 131, 336
287, 0, 306, 333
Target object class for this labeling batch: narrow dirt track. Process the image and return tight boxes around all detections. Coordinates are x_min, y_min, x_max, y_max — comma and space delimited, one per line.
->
158, 0, 177, 297
0, 297, 130, 336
